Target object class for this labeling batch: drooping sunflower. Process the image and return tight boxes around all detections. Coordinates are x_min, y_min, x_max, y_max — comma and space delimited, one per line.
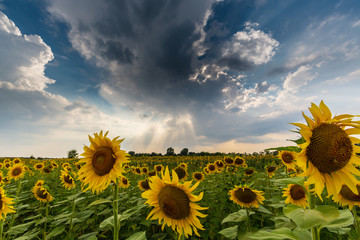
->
332, 184, 360, 210
34, 163, 44, 170
60, 170, 75, 190
283, 184, 308, 208
291, 101, 360, 198
229, 186, 265, 208
0, 187, 15, 220
234, 157, 246, 167
32, 186, 53, 202
138, 179, 151, 191
173, 166, 188, 181
142, 167, 207, 239
266, 165, 277, 178
78, 131, 129, 194
192, 172, 204, 182
278, 151, 298, 169
8, 163, 25, 180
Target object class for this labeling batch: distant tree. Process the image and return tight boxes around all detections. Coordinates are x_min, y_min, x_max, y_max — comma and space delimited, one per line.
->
166, 147, 175, 156
30, 155, 35, 159
180, 148, 189, 156
188, 152, 195, 156
67, 149, 78, 159
128, 151, 135, 156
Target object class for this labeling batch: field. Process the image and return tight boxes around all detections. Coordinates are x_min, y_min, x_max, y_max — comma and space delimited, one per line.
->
0, 151, 359, 240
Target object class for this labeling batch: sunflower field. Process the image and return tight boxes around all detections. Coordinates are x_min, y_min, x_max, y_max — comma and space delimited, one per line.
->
1, 101, 360, 240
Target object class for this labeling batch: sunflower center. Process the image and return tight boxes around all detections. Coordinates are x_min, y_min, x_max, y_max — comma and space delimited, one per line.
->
282, 153, 294, 163
158, 185, 190, 220
246, 169, 254, 175
194, 173, 203, 180
225, 158, 233, 164
36, 188, 48, 199
216, 161, 224, 168
174, 167, 186, 179
122, 178, 128, 185
306, 123, 353, 173
155, 166, 162, 172
208, 165, 215, 171
267, 166, 276, 173
290, 185, 306, 200
235, 158, 244, 165
12, 168, 22, 176
64, 175, 73, 184
340, 185, 360, 202
141, 180, 150, 190
92, 146, 116, 176
234, 188, 257, 203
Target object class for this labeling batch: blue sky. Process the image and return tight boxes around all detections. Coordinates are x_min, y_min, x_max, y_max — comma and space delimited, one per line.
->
1, 0, 360, 157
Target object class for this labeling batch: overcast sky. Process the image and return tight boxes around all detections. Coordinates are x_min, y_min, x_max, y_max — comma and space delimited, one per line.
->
1, 0, 360, 157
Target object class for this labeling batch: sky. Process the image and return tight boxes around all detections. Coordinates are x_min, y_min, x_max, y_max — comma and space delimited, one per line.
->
1, 0, 360, 158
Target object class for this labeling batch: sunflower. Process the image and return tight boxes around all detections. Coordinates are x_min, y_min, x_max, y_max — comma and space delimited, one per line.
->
192, 172, 204, 182
120, 177, 130, 188
278, 151, 298, 169
245, 168, 255, 177
224, 157, 234, 165
179, 162, 188, 170
142, 167, 207, 239
35, 180, 44, 187
266, 165, 277, 178
42, 167, 52, 174
0, 187, 15, 220
0, 163, 3, 168
229, 186, 265, 208
0, 172, 3, 185
32, 186, 53, 202
142, 167, 149, 175
138, 179, 151, 191
134, 167, 142, 175
148, 170, 157, 177
291, 101, 360, 199
12, 158, 21, 164
34, 163, 44, 170
234, 157, 246, 167
207, 163, 216, 173
123, 164, 130, 172
8, 163, 25, 180
203, 167, 209, 175
215, 160, 225, 170
154, 164, 163, 173
283, 184, 308, 208
332, 184, 360, 210
4, 163, 11, 169
78, 131, 129, 194
173, 166, 188, 181
60, 171, 75, 190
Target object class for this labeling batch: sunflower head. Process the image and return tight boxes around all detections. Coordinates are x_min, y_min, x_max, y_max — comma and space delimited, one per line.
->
34, 163, 44, 170
78, 131, 130, 194
32, 186, 53, 202
266, 165, 277, 178
148, 170, 157, 177
142, 167, 207, 239
278, 150, 297, 169
192, 172, 204, 182
215, 160, 225, 169
179, 163, 188, 169
224, 157, 234, 165
333, 184, 360, 210
60, 170, 75, 190
234, 157, 246, 167
207, 163, 216, 173
8, 163, 25, 180
229, 186, 265, 208
283, 184, 308, 208
138, 179, 151, 191
12, 158, 21, 164
154, 164, 164, 173
292, 101, 360, 198
141, 167, 149, 175
0, 187, 15, 220
35, 180, 44, 187
120, 177, 130, 188
173, 166, 188, 181
245, 168, 255, 176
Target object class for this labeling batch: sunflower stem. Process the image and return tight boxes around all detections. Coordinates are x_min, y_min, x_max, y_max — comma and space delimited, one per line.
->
245, 208, 251, 232
352, 206, 360, 234
43, 200, 49, 240
0, 219, 4, 239
308, 184, 320, 240
113, 178, 119, 240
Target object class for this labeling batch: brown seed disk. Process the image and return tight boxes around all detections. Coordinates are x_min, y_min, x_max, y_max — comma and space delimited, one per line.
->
290, 185, 306, 200
64, 175, 73, 184
141, 180, 150, 190
235, 158, 244, 165
158, 185, 190, 220
306, 123, 353, 173
340, 185, 360, 202
174, 167, 186, 179
92, 146, 116, 176
282, 152, 294, 163
267, 166, 276, 173
36, 188, 48, 199
234, 188, 257, 203
12, 168, 22, 176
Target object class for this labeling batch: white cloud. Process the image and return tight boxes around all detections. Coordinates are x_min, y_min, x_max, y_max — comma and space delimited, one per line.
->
0, 11, 21, 36
283, 65, 317, 92
222, 23, 279, 65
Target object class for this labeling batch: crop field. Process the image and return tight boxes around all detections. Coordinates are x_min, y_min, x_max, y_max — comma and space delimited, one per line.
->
1, 102, 360, 240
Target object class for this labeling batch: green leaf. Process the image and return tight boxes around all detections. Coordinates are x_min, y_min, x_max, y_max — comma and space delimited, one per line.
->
6, 222, 34, 235
89, 199, 112, 206
219, 225, 238, 239
323, 209, 354, 233
99, 215, 114, 229
257, 205, 273, 215
314, 205, 339, 220
221, 210, 247, 224
249, 228, 299, 240
126, 231, 146, 240
292, 229, 312, 240
78, 232, 98, 240
283, 205, 325, 229
47, 226, 66, 238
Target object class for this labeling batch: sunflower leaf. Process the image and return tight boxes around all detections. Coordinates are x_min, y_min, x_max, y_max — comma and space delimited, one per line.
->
283, 205, 325, 229
126, 231, 146, 240
248, 227, 300, 240
221, 210, 253, 224
218, 225, 238, 239
321, 209, 354, 232
89, 199, 112, 206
